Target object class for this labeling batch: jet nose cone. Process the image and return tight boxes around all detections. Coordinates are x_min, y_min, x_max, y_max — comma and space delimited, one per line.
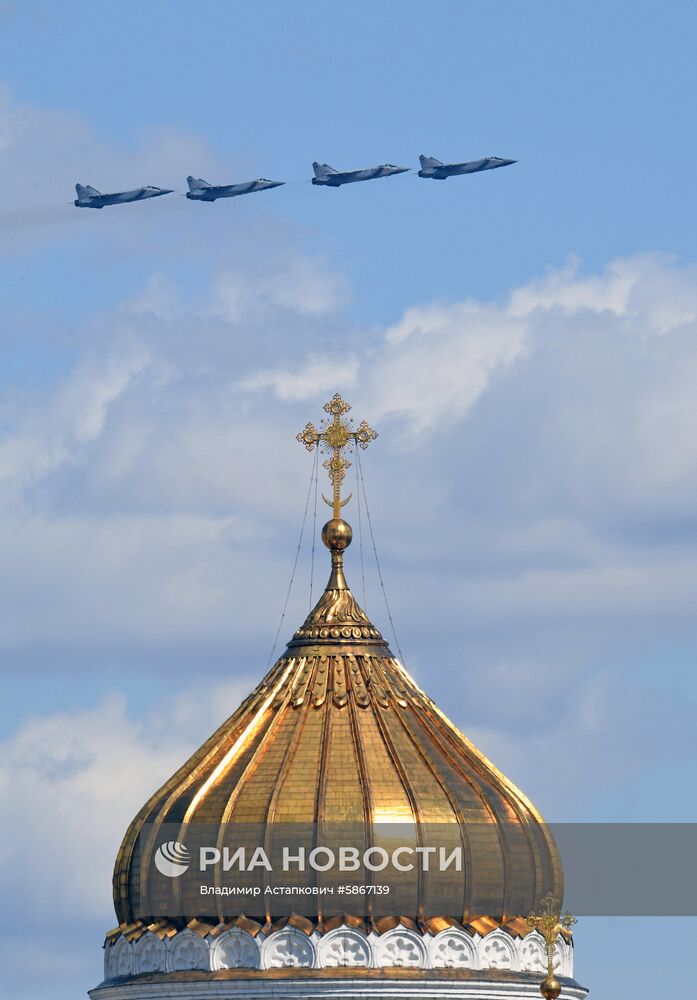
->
392, 166, 409, 174
501, 159, 517, 166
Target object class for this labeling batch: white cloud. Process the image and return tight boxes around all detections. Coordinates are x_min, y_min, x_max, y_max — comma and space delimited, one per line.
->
0, 345, 152, 492
211, 256, 347, 323
0, 252, 697, 656
239, 354, 358, 400
229, 253, 697, 662
247, 255, 697, 487
507, 255, 638, 317
0, 86, 224, 250
371, 301, 527, 432
127, 273, 181, 320
0, 681, 251, 919
509, 254, 697, 333
2, 251, 697, 744
0, 512, 259, 645
1, 237, 696, 985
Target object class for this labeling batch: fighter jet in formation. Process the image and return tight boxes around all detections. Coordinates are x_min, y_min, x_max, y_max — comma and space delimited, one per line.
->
186, 175, 285, 202
418, 154, 516, 179
312, 161, 409, 187
74, 183, 173, 209
73, 151, 516, 212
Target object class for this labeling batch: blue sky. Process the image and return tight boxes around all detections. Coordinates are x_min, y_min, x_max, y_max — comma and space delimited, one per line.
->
1, 2, 696, 998
4, 0, 697, 326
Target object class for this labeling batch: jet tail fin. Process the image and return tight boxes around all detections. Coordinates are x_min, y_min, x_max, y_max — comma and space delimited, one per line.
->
76, 183, 101, 197
187, 176, 213, 191
312, 162, 338, 178
419, 155, 445, 169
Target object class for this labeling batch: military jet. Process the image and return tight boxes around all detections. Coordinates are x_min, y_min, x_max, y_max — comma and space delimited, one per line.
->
186, 175, 285, 202
418, 154, 517, 179
312, 161, 409, 187
74, 183, 173, 209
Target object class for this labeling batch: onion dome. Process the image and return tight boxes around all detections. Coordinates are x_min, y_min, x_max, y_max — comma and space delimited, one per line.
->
99, 397, 583, 998
113, 396, 562, 932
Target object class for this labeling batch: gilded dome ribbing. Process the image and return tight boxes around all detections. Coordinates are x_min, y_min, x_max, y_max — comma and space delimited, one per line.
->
113, 394, 562, 938
114, 530, 561, 931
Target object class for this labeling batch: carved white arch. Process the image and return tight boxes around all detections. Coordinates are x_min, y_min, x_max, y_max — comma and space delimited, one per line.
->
479, 929, 516, 971
104, 921, 574, 980
519, 932, 546, 973
134, 932, 166, 974
260, 928, 316, 969
317, 927, 371, 968
374, 928, 427, 968
553, 936, 572, 977
428, 928, 476, 969
111, 937, 134, 978
210, 928, 260, 970
168, 928, 210, 972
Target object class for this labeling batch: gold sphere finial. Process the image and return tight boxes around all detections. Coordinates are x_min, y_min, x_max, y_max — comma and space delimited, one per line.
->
540, 972, 562, 1000
322, 518, 353, 551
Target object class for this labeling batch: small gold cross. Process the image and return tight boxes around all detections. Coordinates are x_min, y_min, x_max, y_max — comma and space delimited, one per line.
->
526, 891, 576, 996
297, 394, 377, 519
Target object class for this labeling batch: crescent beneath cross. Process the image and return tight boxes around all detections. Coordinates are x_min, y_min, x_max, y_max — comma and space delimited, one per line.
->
322, 492, 352, 509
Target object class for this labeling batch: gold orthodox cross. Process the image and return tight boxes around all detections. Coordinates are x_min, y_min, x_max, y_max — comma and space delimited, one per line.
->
296, 393, 378, 519
526, 892, 577, 999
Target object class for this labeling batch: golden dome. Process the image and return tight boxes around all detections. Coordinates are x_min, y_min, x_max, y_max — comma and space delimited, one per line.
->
113, 395, 561, 937
114, 517, 561, 930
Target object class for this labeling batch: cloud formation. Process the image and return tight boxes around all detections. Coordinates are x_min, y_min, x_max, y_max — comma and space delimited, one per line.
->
2, 253, 697, 650
212, 257, 348, 323
1, 250, 696, 856
1, 83, 696, 1000
0, 681, 250, 919
0, 85, 227, 253
252, 252, 697, 442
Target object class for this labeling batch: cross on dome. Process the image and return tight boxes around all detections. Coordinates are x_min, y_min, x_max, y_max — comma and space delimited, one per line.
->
526, 893, 577, 1000
105, 393, 575, 1000
296, 393, 378, 519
